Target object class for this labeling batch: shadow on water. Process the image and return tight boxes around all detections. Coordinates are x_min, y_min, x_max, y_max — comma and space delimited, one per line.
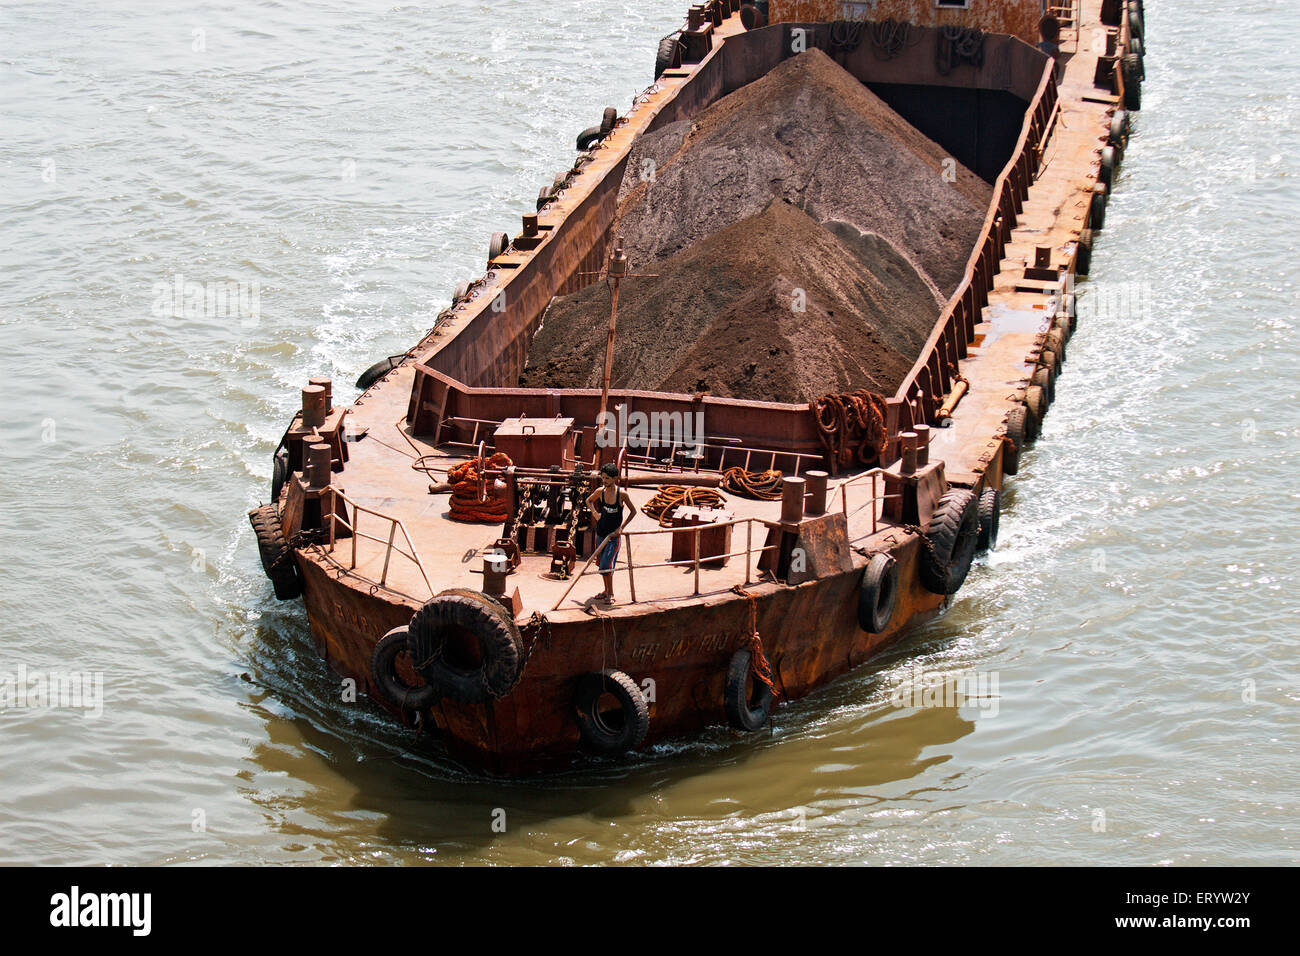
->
234, 607, 978, 861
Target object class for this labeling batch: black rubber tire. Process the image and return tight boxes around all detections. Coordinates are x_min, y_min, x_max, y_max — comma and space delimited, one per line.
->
408, 591, 523, 705
1128, 5, 1143, 41
978, 487, 1000, 552
1059, 292, 1077, 334
920, 489, 980, 595
355, 354, 404, 391
1022, 391, 1040, 444
271, 442, 290, 503
655, 35, 679, 78
1109, 111, 1129, 147
724, 649, 774, 731
248, 504, 302, 601
1025, 385, 1047, 439
740, 4, 767, 29
1003, 405, 1027, 476
1122, 54, 1142, 110
488, 231, 509, 262
1090, 190, 1107, 231
1076, 229, 1093, 276
1099, 145, 1118, 189
1047, 327, 1067, 364
600, 107, 617, 135
857, 552, 899, 634
1033, 364, 1055, 407
536, 186, 553, 211
452, 280, 471, 303
370, 626, 438, 712
574, 669, 649, 754
1042, 346, 1061, 377
576, 124, 605, 150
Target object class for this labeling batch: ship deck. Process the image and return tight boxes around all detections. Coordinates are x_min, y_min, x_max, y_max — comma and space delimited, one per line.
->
931, 0, 1113, 483
317, 362, 892, 618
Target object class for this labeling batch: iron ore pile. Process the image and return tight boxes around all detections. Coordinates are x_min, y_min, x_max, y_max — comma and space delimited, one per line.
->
520, 49, 992, 403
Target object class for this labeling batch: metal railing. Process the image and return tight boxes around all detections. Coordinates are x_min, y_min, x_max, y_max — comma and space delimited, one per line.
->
549, 469, 893, 610
325, 486, 434, 596
549, 516, 780, 611
894, 56, 1061, 429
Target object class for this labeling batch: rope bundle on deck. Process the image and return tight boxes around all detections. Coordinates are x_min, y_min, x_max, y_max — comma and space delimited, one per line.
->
447, 451, 513, 523
811, 389, 889, 470
721, 467, 784, 500
642, 486, 728, 527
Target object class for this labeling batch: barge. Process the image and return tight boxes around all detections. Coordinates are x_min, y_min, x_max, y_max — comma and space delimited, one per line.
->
248, 0, 1149, 774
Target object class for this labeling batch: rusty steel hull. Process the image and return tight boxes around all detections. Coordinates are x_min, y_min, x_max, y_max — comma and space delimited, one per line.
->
300, 535, 942, 775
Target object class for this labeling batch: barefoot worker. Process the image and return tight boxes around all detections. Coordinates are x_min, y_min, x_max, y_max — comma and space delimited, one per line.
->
587, 462, 637, 603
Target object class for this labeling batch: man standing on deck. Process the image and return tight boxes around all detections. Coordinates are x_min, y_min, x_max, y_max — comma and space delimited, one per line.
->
587, 462, 637, 604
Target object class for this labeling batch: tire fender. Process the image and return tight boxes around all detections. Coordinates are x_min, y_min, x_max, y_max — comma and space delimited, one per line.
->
724, 649, 774, 731
919, 489, 980, 595
857, 552, 899, 634
370, 626, 438, 712
407, 591, 524, 705
574, 669, 650, 754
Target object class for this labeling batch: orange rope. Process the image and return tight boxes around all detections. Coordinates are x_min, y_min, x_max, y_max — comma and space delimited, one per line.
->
642, 485, 727, 527
447, 451, 513, 523
731, 584, 777, 696
811, 389, 889, 469
721, 467, 784, 500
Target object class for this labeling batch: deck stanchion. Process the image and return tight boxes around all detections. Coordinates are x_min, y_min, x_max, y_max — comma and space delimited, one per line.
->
624, 532, 637, 603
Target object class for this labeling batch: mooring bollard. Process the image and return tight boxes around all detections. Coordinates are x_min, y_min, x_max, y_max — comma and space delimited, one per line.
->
308, 377, 333, 413
483, 552, 509, 597
914, 424, 930, 467
781, 476, 806, 524
805, 470, 828, 516
900, 431, 919, 475
301, 384, 327, 429
306, 442, 333, 489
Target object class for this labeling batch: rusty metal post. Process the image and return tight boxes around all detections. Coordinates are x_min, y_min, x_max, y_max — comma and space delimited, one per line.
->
914, 425, 930, 467
522, 214, 538, 238
306, 442, 332, 488
302, 384, 327, 429
781, 476, 806, 524
805, 470, 828, 516
309, 377, 333, 413
483, 552, 509, 598
900, 432, 918, 475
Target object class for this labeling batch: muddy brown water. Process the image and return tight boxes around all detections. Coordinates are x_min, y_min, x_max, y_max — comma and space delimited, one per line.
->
1, 0, 1297, 865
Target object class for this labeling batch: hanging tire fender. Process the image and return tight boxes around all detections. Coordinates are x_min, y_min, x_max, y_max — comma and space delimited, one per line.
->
654, 35, 680, 78
857, 552, 899, 634
407, 591, 524, 705
919, 489, 980, 595
248, 504, 302, 601
370, 626, 438, 712
978, 487, 1001, 552
1003, 405, 1028, 476
576, 125, 605, 150
574, 669, 650, 754
724, 649, 774, 731
1090, 189, 1108, 230
356, 353, 405, 391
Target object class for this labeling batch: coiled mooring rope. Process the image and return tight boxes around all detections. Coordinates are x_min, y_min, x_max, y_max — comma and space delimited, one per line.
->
721, 467, 784, 500
642, 485, 728, 526
811, 389, 889, 470
447, 451, 513, 523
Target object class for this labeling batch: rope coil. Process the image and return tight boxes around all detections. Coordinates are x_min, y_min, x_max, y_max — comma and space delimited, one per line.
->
447, 451, 513, 522
721, 467, 784, 500
642, 485, 728, 526
811, 389, 889, 470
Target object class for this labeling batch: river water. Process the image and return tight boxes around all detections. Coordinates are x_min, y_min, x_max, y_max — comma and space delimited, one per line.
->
1, 0, 1296, 866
